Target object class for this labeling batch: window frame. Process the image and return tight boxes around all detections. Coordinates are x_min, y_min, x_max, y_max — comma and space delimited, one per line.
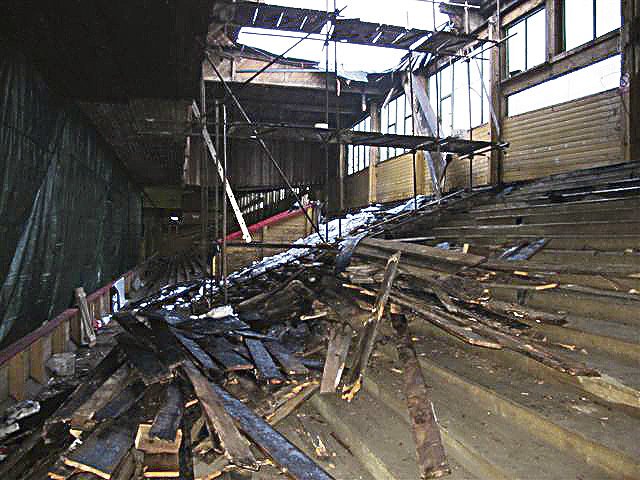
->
562, 0, 621, 53
505, 7, 546, 78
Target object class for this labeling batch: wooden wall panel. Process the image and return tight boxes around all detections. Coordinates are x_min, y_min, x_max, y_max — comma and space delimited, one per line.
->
344, 169, 369, 209
376, 152, 430, 204
503, 90, 623, 182
444, 123, 491, 191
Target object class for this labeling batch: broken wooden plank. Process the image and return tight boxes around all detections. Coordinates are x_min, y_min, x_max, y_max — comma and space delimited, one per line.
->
172, 330, 224, 379
212, 383, 333, 480
45, 346, 123, 440
93, 380, 146, 423
397, 336, 450, 479
71, 364, 131, 430
264, 340, 310, 376
320, 324, 352, 394
181, 362, 258, 471
143, 452, 180, 478
343, 252, 401, 399
135, 423, 182, 454
199, 337, 254, 372
64, 421, 136, 479
361, 237, 486, 267
116, 332, 172, 385
245, 338, 285, 385
149, 382, 184, 443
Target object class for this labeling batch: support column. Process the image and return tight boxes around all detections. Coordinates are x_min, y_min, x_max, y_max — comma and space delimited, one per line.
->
338, 143, 345, 212
546, 0, 563, 61
622, 0, 640, 161
368, 103, 380, 204
489, 15, 505, 185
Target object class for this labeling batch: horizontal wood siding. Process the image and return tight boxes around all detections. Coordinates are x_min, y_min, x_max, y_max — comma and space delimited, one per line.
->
444, 123, 491, 191
503, 90, 623, 182
376, 152, 429, 204
344, 169, 369, 209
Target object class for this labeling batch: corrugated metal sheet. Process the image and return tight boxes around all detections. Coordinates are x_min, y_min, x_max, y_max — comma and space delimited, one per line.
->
503, 90, 623, 182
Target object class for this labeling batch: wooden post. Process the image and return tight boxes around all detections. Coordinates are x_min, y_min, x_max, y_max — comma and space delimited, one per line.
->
622, 0, 640, 161
546, 0, 563, 61
9, 350, 27, 401
29, 336, 51, 384
52, 322, 69, 354
338, 143, 345, 212
368, 103, 381, 204
489, 15, 505, 185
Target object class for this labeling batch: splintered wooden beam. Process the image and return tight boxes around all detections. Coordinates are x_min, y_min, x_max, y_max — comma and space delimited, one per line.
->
320, 324, 352, 393
116, 332, 172, 385
397, 338, 450, 479
245, 338, 285, 385
212, 384, 334, 480
149, 382, 184, 443
182, 362, 258, 471
343, 252, 401, 399
264, 340, 310, 376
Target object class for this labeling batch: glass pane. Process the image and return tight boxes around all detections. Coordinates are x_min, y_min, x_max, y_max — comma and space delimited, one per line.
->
388, 98, 397, 130
596, 0, 621, 37
526, 9, 546, 69
397, 95, 406, 135
440, 65, 453, 97
405, 115, 413, 136
453, 61, 470, 133
429, 75, 438, 112
507, 54, 621, 116
440, 96, 452, 137
507, 20, 526, 76
564, 0, 594, 51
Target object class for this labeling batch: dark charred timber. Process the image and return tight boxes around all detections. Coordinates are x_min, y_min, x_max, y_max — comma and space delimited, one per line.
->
116, 332, 173, 385
174, 315, 251, 335
71, 364, 132, 431
343, 252, 401, 399
179, 413, 195, 480
226, 241, 337, 250
395, 317, 450, 479
44, 346, 124, 441
320, 324, 352, 394
93, 380, 146, 423
245, 338, 286, 385
149, 382, 184, 442
199, 336, 254, 372
212, 383, 334, 480
182, 361, 258, 471
64, 421, 136, 479
264, 340, 310, 376
335, 232, 369, 274
145, 315, 188, 368
172, 329, 225, 379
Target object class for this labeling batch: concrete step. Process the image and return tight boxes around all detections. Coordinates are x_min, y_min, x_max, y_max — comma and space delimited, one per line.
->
404, 320, 640, 479
311, 389, 477, 480
361, 354, 617, 480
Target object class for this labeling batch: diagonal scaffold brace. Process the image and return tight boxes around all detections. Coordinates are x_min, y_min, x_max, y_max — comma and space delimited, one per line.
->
205, 52, 327, 243
192, 100, 252, 243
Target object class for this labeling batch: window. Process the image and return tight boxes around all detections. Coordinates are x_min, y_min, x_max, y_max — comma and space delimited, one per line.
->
507, 54, 621, 116
428, 47, 490, 138
564, 0, 621, 52
506, 8, 546, 77
380, 94, 413, 161
347, 116, 370, 175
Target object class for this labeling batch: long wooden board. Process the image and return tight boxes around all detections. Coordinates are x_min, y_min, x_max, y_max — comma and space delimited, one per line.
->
182, 362, 258, 471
